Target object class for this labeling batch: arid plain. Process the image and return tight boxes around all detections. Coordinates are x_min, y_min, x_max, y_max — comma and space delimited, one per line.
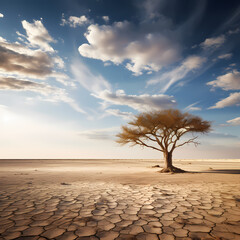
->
0, 159, 240, 240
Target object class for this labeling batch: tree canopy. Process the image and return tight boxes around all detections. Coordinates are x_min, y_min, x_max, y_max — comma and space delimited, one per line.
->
116, 109, 211, 172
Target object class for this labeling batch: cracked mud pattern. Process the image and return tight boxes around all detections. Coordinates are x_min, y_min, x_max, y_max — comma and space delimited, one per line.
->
0, 182, 240, 240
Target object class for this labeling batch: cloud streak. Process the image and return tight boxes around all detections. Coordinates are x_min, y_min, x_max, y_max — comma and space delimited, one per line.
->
218, 53, 232, 60
78, 127, 119, 140
0, 76, 85, 113
71, 58, 111, 93
184, 102, 201, 112
226, 117, 240, 126
92, 89, 176, 112
147, 55, 206, 92
0, 76, 51, 92
105, 109, 134, 120
200, 35, 226, 49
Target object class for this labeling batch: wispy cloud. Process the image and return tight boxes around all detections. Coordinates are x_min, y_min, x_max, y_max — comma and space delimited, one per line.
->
61, 14, 90, 27
0, 76, 85, 113
105, 109, 134, 120
147, 55, 206, 92
0, 76, 51, 92
78, 127, 119, 140
184, 102, 201, 112
92, 89, 176, 112
71, 58, 111, 93
226, 117, 240, 126
218, 53, 232, 60
200, 35, 226, 49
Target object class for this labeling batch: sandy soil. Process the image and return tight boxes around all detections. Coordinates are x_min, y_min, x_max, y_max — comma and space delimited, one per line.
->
0, 159, 240, 240
0, 159, 240, 187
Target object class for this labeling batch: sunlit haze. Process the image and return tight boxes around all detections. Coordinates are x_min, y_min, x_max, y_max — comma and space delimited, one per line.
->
0, 0, 240, 159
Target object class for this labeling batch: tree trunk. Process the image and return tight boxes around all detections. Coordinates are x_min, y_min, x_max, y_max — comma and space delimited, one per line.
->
159, 151, 185, 173
164, 151, 172, 168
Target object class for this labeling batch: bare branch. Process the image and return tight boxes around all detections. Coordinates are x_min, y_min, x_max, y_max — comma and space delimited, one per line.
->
136, 139, 163, 152
116, 109, 211, 158
175, 136, 199, 148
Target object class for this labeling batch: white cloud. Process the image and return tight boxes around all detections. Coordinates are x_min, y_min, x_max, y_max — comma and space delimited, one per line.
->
0, 28, 72, 86
78, 127, 119, 140
184, 102, 201, 111
92, 89, 176, 112
71, 58, 111, 93
201, 35, 226, 49
228, 28, 240, 35
0, 43, 53, 78
61, 14, 90, 28
0, 37, 71, 86
0, 13, 4, 18
0, 19, 83, 114
207, 70, 240, 90
50, 72, 75, 87
227, 117, 240, 126
0, 76, 85, 113
78, 21, 180, 75
209, 92, 240, 109
105, 109, 134, 120
21, 20, 55, 52
0, 76, 51, 92
102, 16, 109, 22
147, 55, 206, 92
218, 53, 232, 60
53, 56, 65, 69
187, 106, 201, 111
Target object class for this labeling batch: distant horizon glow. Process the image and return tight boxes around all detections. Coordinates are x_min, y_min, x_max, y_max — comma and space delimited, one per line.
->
0, 0, 240, 159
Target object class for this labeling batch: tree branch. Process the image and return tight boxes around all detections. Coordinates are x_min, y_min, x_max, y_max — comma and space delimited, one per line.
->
136, 139, 163, 152
175, 136, 199, 148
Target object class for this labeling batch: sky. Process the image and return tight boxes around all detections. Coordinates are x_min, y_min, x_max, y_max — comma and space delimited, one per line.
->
0, 0, 240, 159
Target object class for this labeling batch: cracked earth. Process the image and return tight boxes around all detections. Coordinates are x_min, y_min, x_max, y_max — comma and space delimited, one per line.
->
0, 182, 240, 240
0, 159, 240, 240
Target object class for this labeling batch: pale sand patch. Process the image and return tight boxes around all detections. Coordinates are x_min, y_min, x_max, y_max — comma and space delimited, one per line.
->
0, 159, 240, 188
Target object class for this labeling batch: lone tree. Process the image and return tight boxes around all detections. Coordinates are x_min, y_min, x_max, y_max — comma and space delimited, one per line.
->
116, 109, 211, 173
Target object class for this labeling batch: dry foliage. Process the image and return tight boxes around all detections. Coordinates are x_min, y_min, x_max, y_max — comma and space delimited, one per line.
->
116, 109, 211, 172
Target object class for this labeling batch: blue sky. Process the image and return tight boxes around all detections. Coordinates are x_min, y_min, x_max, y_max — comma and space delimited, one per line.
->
0, 0, 240, 159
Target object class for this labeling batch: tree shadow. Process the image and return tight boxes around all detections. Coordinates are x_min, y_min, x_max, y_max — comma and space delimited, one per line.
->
196, 169, 240, 174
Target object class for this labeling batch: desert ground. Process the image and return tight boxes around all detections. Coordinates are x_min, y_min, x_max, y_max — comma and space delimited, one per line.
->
0, 159, 240, 240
